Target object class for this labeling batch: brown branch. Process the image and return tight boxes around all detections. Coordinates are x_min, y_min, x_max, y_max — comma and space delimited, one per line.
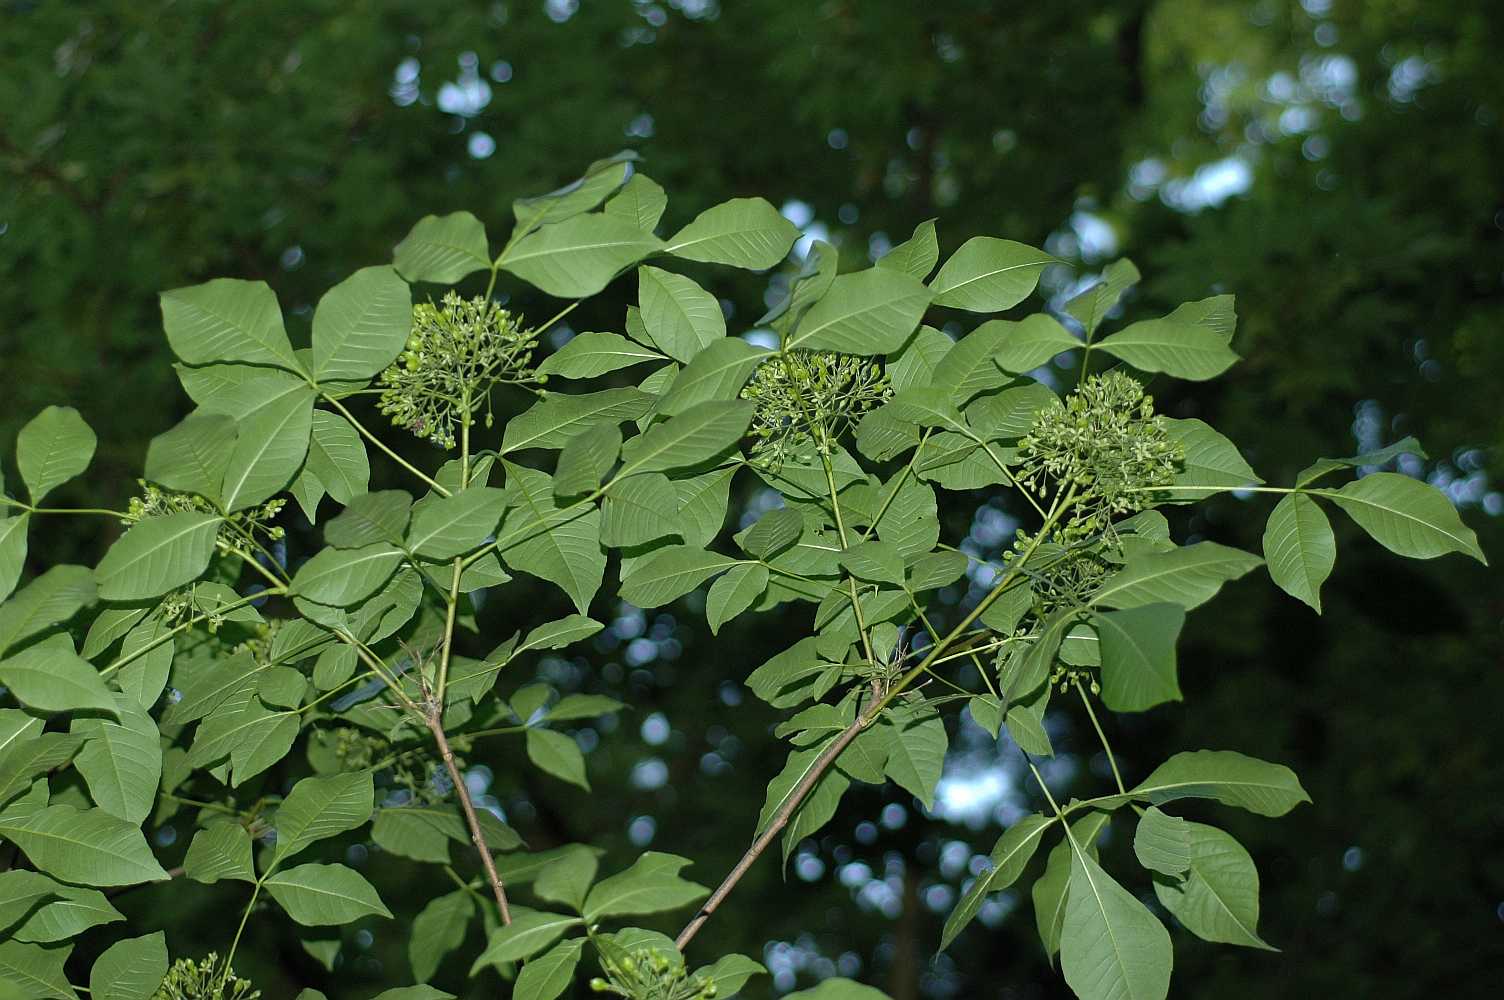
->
427, 715, 512, 925
675, 712, 869, 951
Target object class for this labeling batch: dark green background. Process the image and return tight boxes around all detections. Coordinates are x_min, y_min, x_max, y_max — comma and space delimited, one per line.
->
2, 1, 1500, 997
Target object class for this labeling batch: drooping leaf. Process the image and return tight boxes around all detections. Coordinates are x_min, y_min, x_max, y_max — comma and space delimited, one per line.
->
1153, 820, 1275, 950
1092, 542, 1263, 610
0, 633, 117, 716
637, 266, 726, 362
1324, 472, 1486, 563
291, 543, 405, 606
272, 770, 375, 865
1161, 418, 1263, 497
88, 932, 167, 1000
619, 545, 742, 607
1065, 258, 1141, 336
604, 173, 669, 232
143, 411, 237, 501
1091, 603, 1185, 712
582, 852, 709, 922
929, 237, 1056, 312
1129, 750, 1310, 817
882, 703, 947, 809
501, 214, 664, 298
1295, 436, 1427, 487
393, 212, 490, 284
706, 563, 769, 634
0, 516, 25, 604
657, 338, 769, 415
306, 411, 370, 504
470, 908, 584, 971
512, 938, 584, 1000
1261, 493, 1336, 612
2, 871, 121, 943
533, 845, 599, 912
876, 219, 940, 280
618, 400, 754, 475
409, 890, 474, 984
1095, 303, 1240, 380
1060, 848, 1173, 1000
601, 474, 682, 547
325, 490, 413, 548
310, 265, 411, 381
991, 314, 1082, 373
501, 388, 655, 454
219, 383, 315, 511
160, 278, 298, 370
264, 863, 392, 925
0, 565, 96, 657
787, 268, 932, 354
94, 511, 221, 601
16, 406, 96, 504
182, 822, 255, 884
0, 939, 77, 1000
537, 332, 666, 379
941, 813, 1055, 950
1133, 807, 1192, 878
0, 804, 169, 886
407, 487, 507, 559
665, 197, 799, 269
71, 707, 161, 824
554, 423, 622, 497
526, 728, 590, 790
496, 463, 605, 613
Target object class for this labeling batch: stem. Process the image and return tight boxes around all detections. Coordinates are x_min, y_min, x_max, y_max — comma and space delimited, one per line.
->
434, 558, 463, 706
676, 487, 1077, 952
1074, 679, 1125, 794
676, 711, 869, 950
219, 880, 262, 989
0, 498, 135, 519
100, 588, 285, 678
322, 394, 450, 497
427, 715, 511, 924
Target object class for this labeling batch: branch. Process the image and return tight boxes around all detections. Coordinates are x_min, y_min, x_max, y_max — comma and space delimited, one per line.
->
427, 715, 512, 924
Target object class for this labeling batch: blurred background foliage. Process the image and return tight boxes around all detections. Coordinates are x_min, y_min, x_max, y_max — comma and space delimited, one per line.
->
1, 0, 1500, 997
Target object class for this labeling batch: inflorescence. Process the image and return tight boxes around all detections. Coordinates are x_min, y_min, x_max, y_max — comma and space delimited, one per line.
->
378, 292, 540, 449
741, 350, 891, 470
588, 946, 718, 1000
151, 954, 259, 1000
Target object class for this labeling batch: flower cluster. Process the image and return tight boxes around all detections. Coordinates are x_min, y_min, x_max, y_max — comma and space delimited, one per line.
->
1015, 372, 1181, 525
741, 350, 891, 469
151, 954, 259, 1000
378, 292, 539, 448
589, 946, 718, 1000
127, 481, 285, 549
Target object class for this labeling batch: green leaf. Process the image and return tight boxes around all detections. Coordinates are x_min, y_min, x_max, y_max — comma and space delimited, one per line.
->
545, 694, 625, 723
89, 932, 167, 1000
1161, 418, 1263, 497
787, 268, 932, 353
409, 890, 473, 983
160, 278, 298, 370
182, 822, 255, 883
838, 540, 905, 586
16, 406, 96, 504
877, 219, 940, 280
371, 806, 464, 864
143, 411, 237, 501
94, 512, 220, 601
694, 954, 767, 997
534, 844, 599, 912
554, 423, 622, 497
1153, 821, 1275, 950
513, 938, 584, 1000
619, 545, 741, 607
783, 980, 891, 1000
873, 475, 941, 560
1092, 603, 1185, 712
273, 770, 374, 865
1130, 750, 1310, 817
1092, 542, 1263, 610
582, 852, 709, 922
393, 212, 490, 284
325, 490, 413, 548
665, 197, 799, 269
602, 474, 682, 547
0, 565, 96, 657
637, 266, 727, 362
496, 463, 605, 613
672, 465, 735, 548
501, 214, 664, 298
306, 411, 370, 504
292, 542, 404, 606
501, 388, 654, 454
1060, 848, 1173, 1000
407, 487, 507, 559
370, 989, 454, 1000
1133, 807, 1192, 878
706, 563, 769, 634
1325, 472, 1486, 563
941, 813, 1054, 950
738, 507, 803, 560
619, 400, 754, 474
71, 707, 161, 824
526, 728, 589, 790
0, 516, 25, 604
513, 154, 633, 230
658, 338, 769, 415
219, 383, 315, 511
1261, 493, 1336, 612
1095, 304, 1241, 380
604, 173, 668, 232
929, 237, 1055, 312
537, 332, 666, 379
0, 804, 169, 886
992, 314, 1082, 373
470, 907, 583, 970
1065, 258, 1141, 336
1033, 810, 1111, 959
889, 325, 953, 391
1296, 436, 1427, 487
0, 633, 117, 716
883, 704, 947, 809
521, 615, 605, 653
310, 265, 411, 381
0, 940, 76, 1000
967, 383, 1058, 439
932, 322, 1027, 403
4, 872, 120, 943
264, 862, 392, 925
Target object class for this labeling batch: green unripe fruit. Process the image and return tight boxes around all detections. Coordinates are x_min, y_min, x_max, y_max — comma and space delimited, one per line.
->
589, 978, 609, 992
